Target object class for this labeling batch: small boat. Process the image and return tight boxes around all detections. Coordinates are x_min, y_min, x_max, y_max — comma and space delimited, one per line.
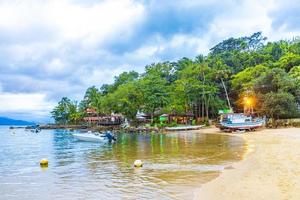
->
217, 113, 265, 132
165, 125, 204, 131
73, 133, 105, 142
73, 131, 116, 143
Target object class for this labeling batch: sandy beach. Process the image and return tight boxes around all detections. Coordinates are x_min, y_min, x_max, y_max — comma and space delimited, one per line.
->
195, 128, 300, 200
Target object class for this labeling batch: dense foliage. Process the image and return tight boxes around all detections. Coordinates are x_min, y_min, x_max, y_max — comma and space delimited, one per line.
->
51, 32, 300, 124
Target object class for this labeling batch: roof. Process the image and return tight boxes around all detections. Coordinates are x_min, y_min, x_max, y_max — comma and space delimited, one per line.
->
86, 108, 97, 114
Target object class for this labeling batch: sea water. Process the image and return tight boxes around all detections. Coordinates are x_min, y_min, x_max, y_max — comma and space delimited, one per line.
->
0, 126, 246, 200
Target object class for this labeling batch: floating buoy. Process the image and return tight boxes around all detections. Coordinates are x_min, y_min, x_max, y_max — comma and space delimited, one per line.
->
134, 160, 143, 167
40, 159, 48, 167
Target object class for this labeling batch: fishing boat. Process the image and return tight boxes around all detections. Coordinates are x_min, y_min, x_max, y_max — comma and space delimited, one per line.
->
217, 113, 265, 132
73, 131, 116, 143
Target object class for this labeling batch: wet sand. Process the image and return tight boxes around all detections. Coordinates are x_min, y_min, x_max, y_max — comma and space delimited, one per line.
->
195, 128, 300, 200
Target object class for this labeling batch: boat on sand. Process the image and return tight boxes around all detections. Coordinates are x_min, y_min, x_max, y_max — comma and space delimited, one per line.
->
217, 113, 265, 132
165, 125, 204, 131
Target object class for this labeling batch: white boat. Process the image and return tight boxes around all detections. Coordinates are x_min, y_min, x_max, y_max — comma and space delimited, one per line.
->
73, 133, 105, 142
165, 125, 204, 131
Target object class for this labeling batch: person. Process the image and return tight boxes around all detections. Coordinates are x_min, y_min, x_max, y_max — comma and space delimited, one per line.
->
105, 131, 116, 142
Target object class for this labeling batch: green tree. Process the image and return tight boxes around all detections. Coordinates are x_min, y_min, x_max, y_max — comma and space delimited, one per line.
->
170, 62, 202, 115
208, 57, 232, 111
261, 92, 298, 119
51, 97, 81, 124
289, 66, 300, 86
231, 64, 270, 92
289, 66, 300, 103
101, 71, 139, 94
262, 41, 289, 61
254, 68, 296, 94
68, 101, 81, 124
170, 60, 221, 120
104, 81, 142, 120
81, 86, 105, 114
276, 52, 300, 72
140, 76, 170, 123
210, 32, 266, 54
139, 63, 172, 122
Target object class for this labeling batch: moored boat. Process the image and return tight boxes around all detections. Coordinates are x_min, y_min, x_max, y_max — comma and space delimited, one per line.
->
73, 131, 116, 143
73, 133, 105, 142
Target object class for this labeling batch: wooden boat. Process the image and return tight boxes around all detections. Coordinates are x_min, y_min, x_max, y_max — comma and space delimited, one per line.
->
165, 125, 204, 131
217, 113, 265, 132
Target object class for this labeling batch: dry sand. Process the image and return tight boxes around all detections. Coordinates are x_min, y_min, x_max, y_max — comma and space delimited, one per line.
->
195, 128, 300, 200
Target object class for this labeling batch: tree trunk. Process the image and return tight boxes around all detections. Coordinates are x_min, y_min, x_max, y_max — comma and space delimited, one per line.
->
220, 78, 232, 111
205, 94, 211, 120
198, 99, 201, 118
151, 108, 155, 124
202, 70, 205, 119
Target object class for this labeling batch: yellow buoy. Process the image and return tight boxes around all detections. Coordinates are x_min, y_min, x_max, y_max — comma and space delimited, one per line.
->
134, 160, 143, 167
40, 159, 48, 167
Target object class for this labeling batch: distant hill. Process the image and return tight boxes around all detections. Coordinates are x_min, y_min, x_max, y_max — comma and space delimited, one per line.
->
0, 117, 35, 125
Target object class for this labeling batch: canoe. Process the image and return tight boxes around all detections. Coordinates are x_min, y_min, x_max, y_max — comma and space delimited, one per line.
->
73, 133, 106, 142
165, 125, 204, 131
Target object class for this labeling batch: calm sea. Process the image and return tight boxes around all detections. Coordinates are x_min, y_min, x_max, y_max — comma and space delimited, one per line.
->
0, 126, 246, 200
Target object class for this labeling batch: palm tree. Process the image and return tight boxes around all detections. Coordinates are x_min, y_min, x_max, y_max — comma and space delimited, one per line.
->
214, 59, 233, 111
83, 86, 105, 125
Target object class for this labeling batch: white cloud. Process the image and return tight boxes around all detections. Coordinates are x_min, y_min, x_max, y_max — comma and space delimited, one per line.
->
0, 0, 299, 121
45, 0, 144, 46
204, 0, 273, 46
204, 0, 300, 44
0, 92, 55, 121
0, 92, 54, 112
44, 58, 67, 74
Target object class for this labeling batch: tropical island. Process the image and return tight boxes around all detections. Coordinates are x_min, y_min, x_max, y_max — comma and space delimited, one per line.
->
50, 32, 300, 129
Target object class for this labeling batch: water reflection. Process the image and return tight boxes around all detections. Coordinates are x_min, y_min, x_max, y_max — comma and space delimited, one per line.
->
0, 127, 245, 200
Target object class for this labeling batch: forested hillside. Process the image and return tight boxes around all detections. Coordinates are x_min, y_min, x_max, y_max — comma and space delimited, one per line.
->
51, 32, 300, 124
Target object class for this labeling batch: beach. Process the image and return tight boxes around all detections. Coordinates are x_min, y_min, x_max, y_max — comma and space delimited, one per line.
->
195, 128, 300, 200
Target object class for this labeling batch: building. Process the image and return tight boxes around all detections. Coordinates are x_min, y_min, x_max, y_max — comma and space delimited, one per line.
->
160, 113, 195, 125
83, 108, 123, 126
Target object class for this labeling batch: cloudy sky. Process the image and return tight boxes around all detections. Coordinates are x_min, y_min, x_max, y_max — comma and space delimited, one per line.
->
0, 0, 299, 122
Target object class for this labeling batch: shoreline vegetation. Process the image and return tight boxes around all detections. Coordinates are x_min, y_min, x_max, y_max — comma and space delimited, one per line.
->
50, 32, 300, 128
195, 127, 300, 200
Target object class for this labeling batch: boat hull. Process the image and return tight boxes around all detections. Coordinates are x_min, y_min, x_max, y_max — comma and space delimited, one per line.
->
219, 120, 264, 131
73, 133, 105, 142
165, 125, 204, 131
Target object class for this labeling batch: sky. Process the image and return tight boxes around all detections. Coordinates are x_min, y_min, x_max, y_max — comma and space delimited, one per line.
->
0, 0, 299, 122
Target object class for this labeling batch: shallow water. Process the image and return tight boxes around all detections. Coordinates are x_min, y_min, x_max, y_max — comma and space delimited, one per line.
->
0, 126, 246, 200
